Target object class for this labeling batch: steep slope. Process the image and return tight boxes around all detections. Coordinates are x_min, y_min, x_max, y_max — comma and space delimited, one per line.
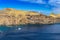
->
0, 8, 56, 26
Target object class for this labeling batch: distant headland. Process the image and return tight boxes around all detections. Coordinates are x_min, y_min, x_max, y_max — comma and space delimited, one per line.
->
0, 8, 59, 26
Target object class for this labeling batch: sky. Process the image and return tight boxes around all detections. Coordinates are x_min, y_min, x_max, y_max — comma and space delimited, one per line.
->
0, 0, 60, 15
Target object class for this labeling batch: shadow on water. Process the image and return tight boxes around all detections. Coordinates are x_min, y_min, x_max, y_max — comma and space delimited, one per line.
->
0, 24, 60, 40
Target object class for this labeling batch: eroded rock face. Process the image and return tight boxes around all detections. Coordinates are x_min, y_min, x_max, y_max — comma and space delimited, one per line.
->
0, 14, 55, 26
26, 15, 55, 24
50, 13, 60, 23
0, 8, 56, 26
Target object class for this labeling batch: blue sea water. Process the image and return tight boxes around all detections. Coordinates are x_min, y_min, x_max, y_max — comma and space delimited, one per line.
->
0, 24, 60, 40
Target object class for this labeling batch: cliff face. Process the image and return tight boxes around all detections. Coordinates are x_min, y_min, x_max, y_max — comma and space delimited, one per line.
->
0, 8, 56, 26
50, 13, 60, 23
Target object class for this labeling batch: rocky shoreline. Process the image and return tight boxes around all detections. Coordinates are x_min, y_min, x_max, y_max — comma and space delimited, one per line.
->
0, 8, 58, 26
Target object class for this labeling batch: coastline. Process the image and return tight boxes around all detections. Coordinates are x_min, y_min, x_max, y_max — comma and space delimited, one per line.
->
0, 8, 59, 26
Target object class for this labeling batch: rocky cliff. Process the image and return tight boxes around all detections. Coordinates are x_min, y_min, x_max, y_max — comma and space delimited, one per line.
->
0, 8, 56, 26
50, 13, 60, 23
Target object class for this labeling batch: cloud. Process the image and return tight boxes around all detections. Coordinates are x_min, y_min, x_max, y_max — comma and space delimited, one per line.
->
52, 8, 60, 14
18, 0, 46, 4
31, 0, 46, 4
18, 0, 60, 13
49, 0, 60, 4
18, 0, 60, 6
47, 0, 60, 13
49, 0, 60, 6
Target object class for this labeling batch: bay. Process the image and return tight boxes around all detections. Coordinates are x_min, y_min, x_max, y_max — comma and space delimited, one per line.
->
0, 24, 60, 40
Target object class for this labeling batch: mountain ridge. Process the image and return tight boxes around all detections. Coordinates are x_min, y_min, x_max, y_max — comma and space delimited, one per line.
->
0, 8, 57, 26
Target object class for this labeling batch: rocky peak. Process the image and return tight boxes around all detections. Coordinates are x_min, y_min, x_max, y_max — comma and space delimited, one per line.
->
4, 8, 15, 11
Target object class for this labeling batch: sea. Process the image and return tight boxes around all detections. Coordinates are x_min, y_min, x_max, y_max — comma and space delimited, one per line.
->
0, 24, 60, 40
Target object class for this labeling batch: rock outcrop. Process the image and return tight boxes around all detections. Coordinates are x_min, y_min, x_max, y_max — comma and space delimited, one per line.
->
50, 13, 60, 23
0, 8, 56, 26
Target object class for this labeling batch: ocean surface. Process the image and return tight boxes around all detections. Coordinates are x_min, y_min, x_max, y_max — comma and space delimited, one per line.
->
0, 24, 60, 40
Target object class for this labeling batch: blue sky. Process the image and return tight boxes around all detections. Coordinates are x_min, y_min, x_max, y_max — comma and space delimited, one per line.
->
0, 0, 60, 15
